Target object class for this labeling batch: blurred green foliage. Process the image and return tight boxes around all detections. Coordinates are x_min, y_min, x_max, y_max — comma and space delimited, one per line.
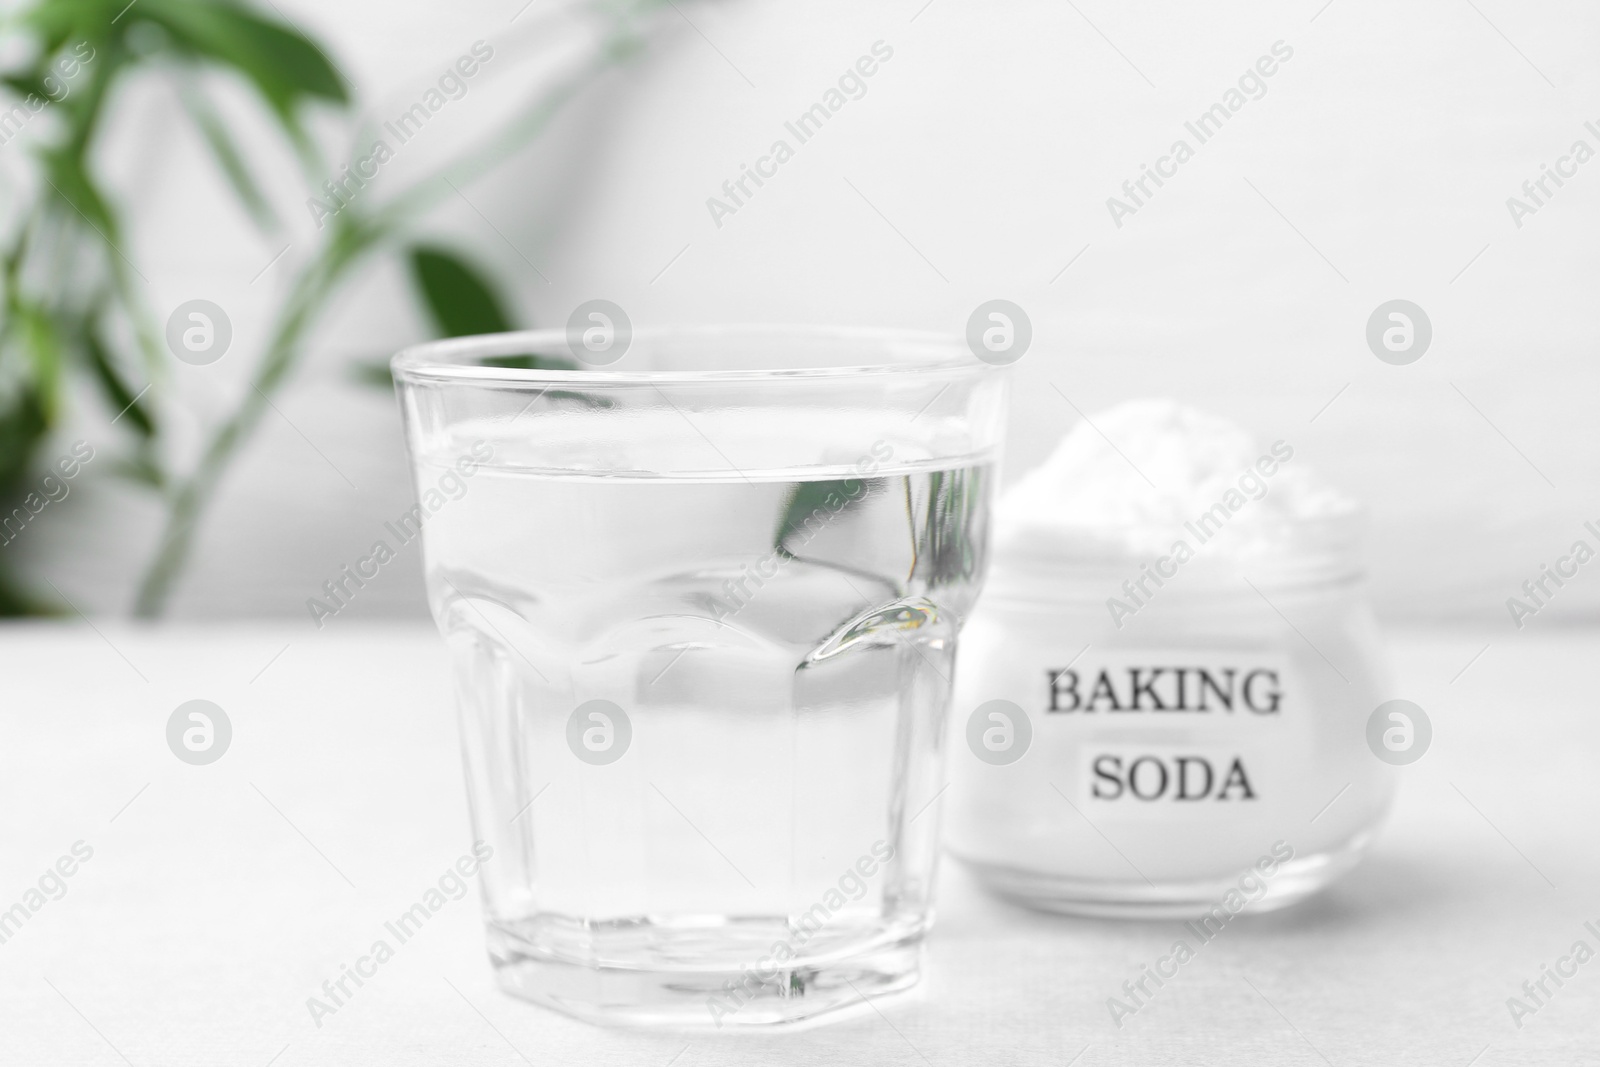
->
2, 0, 354, 612
0, 0, 665, 615
410, 245, 513, 338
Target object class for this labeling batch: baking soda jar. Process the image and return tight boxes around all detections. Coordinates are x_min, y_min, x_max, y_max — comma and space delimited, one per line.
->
946, 401, 1395, 917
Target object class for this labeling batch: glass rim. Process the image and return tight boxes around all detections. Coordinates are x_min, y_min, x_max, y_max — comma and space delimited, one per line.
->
391, 324, 986, 385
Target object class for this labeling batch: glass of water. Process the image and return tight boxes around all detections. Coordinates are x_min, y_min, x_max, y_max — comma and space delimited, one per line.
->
393, 326, 1007, 1028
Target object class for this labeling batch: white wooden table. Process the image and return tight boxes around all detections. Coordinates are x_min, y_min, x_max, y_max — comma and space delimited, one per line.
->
1, 622, 1594, 1066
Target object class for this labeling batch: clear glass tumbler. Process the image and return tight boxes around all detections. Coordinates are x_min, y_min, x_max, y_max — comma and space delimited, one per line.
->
393, 326, 1007, 1027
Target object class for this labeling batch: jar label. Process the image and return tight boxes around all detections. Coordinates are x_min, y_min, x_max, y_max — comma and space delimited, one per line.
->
1038, 649, 1302, 814
1045, 654, 1285, 716
1078, 744, 1261, 804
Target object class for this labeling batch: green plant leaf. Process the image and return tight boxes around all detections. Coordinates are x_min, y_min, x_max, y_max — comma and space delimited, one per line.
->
774, 479, 867, 554
0, 386, 49, 491
480, 353, 575, 371
137, 0, 348, 124
109, 451, 165, 488
177, 78, 278, 231
83, 326, 154, 436
349, 357, 394, 389
409, 245, 514, 338
14, 4, 96, 50
15, 305, 65, 422
40, 149, 120, 242
2, 73, 53, 100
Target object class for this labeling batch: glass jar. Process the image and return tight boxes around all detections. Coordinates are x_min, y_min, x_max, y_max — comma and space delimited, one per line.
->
945, 510, 1394, 917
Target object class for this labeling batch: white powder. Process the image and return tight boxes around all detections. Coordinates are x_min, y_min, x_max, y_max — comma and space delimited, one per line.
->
999, 399, 1355, 558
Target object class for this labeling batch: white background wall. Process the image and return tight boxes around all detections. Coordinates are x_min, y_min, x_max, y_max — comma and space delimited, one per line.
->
19, 0, 1600, 630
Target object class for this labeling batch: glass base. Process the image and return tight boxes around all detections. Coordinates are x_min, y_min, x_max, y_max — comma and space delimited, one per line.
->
953, 833, 1374, 919
486, 920, 924, 1029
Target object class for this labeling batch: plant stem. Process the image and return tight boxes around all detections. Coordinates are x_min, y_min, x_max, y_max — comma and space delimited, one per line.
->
131, 224, 377, 615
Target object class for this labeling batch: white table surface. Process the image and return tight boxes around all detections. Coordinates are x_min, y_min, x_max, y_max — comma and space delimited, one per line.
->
1, 621, 1595, 1066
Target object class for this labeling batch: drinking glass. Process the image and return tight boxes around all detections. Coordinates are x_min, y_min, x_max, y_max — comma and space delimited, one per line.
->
393, 326, 1008, 1027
